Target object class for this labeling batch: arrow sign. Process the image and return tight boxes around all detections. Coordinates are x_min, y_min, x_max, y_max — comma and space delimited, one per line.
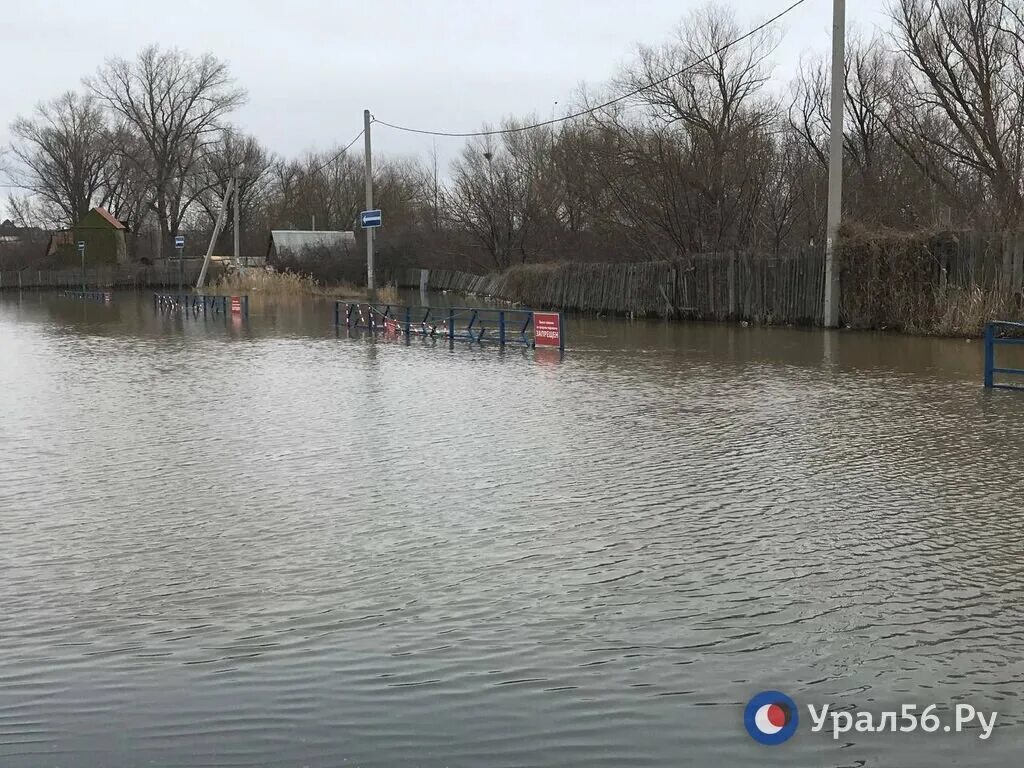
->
174, 235, 185, 249
359, 209, 382, 228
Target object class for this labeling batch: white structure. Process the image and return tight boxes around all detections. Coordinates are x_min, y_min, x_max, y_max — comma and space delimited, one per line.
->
267, 230, 356, 262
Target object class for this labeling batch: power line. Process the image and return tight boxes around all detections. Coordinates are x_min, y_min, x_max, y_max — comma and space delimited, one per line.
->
307, 128, 365, 175
373, 0, 809, 139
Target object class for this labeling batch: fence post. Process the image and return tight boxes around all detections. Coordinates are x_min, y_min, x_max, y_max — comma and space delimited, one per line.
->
559, 313, 566, 353
448, 308, 455, 342
499, 311, 506, 346
728, 253, 737, 319
984, 322, 995, 389
404, 305, 411, 338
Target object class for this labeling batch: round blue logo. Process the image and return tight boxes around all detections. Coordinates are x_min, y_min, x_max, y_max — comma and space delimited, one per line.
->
744, 690, 799, 745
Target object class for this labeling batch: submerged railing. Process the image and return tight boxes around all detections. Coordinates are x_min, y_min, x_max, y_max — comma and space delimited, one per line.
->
62, 290, 112, 303
984, 320, 1024, 389
335, 302, 564, 351
153, 293, 249, 317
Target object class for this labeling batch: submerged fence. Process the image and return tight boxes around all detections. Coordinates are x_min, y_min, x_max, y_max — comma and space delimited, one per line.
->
62, 290, 112, 302
984, 321, 1024, 390
0, 263, 203, 291
336, 302, 564, 350
154, 293, 249, 317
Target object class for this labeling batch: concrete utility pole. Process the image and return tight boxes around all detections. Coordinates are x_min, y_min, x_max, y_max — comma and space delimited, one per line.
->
233, 175, 241, 267
364, 108, 375, 291
823, 0, 845, 328
196, 177, 235, 289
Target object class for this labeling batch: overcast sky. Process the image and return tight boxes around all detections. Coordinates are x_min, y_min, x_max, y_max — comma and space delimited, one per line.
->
1, 0, 893, 214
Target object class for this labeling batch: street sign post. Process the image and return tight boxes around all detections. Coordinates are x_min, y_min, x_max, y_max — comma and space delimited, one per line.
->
174, 235, 185, 295
77, 241, 86, 291
359, 209, 382, 228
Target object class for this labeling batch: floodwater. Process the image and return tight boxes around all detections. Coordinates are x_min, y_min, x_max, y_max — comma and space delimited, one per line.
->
2, 291, 1024, 768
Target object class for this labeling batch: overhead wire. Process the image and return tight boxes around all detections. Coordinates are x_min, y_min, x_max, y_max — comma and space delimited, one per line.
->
371, 0, 809, 138
306, 128, 365, 174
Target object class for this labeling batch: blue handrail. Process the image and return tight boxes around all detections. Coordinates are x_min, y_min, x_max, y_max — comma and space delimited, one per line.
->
984, 321, 1024, 389
334, 301, 564, 351
153, 293, 249, 317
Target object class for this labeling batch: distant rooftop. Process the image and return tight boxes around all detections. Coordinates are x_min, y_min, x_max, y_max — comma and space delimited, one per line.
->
268, 230, 356, 256
92, 207, 126, 230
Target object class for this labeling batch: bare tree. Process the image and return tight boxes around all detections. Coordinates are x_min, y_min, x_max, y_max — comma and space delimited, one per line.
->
193, 130, 274, 227
8, 91, 111, 225
99, 125, 151, 231
86, 46, 246, 253
890, 0, 1024, 226
446, 126, 546, 270
618, 3, 781, 251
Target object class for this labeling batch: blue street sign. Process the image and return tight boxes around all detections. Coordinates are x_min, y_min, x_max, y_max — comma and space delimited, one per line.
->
76, 241, 85, 253
174, 235, 185, 249
359, 209, 383, 228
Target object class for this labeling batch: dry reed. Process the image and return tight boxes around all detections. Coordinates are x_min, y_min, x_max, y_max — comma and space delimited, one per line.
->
212, 269, 370, 300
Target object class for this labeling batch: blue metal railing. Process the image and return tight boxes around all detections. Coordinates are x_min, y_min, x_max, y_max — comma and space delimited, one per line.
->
153, 293, 249, 317
984, 320, 1024, 389
334, 302, 564, 351
62, 290, 112, 302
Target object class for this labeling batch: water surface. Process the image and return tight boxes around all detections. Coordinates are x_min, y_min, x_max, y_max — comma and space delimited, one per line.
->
2, 291, 1023, 767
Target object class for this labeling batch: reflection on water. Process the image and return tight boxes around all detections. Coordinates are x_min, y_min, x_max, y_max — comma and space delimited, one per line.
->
2, 291, 1023, 767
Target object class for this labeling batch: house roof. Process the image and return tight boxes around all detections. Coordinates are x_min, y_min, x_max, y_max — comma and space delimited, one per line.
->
93, 207, 126, 230
268, 230, 356, 255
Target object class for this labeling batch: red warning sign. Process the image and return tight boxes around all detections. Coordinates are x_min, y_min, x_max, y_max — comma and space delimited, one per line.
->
533, 312, 562, 348
230, 296, 242, 314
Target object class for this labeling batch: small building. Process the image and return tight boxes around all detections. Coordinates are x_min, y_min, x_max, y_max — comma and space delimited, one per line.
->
0, 219, 47, 244
0, 220, 49, 269
267, 230, 356, 263
47, 207, 127, 266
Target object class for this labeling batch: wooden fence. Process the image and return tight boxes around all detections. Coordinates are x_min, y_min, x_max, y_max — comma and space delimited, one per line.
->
391, 249, 825, 325
390, 232, 1024, 330
0, 263, 204, 291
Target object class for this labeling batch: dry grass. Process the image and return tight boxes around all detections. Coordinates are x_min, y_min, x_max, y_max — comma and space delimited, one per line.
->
214, 269, 316, 296
376, 283, 401, 304
212, 269, 371, 300
932, 286, 1016, 337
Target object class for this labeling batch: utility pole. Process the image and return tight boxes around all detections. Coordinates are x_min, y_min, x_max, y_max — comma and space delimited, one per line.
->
823, 0, 845, 328
233, 175, 241, 267
364, 108, 375, 291
196, 177, 234, 290
79, 241, 86, 292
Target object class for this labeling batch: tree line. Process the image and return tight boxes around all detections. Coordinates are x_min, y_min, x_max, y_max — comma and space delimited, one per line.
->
4, 0, 1023, 275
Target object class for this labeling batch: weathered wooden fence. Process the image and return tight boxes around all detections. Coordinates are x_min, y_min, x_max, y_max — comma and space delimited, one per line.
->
390, 231, 1024, 331
0, 263, 203, 291
391, 249, 825, 325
